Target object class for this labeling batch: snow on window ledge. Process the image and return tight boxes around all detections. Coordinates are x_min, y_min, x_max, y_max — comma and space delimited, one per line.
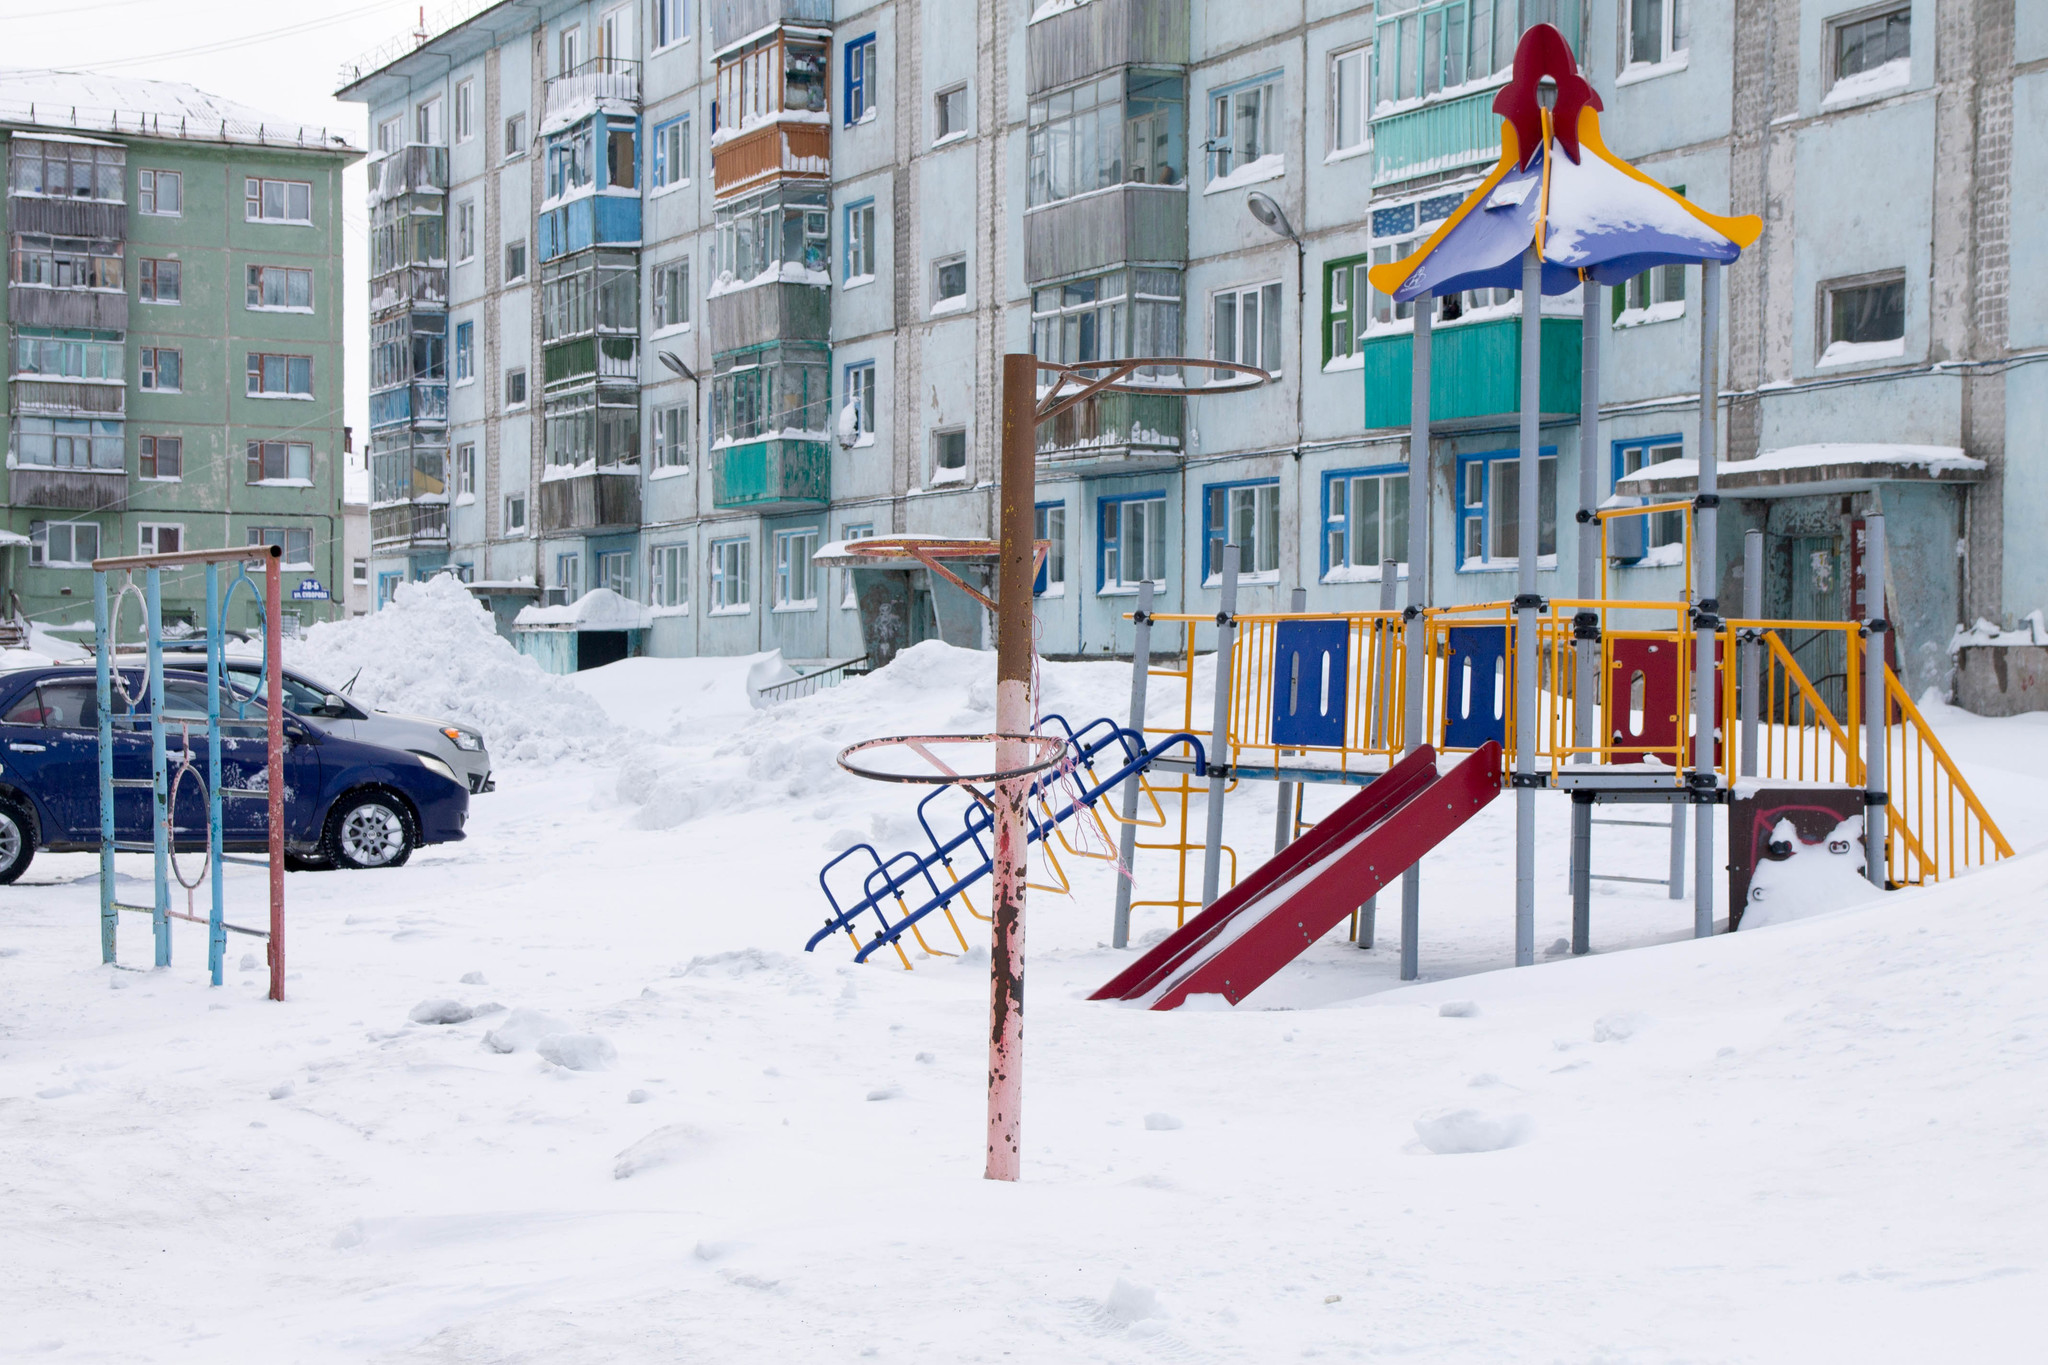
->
1822, 56, 1911, 111
649, 603, 690, 619
932, 130, 971, 149
1817, 336, 1905, 369
455, 492, 475, 506
1616, 52, 1690, 88
1322, 352, 1366, 374
843, 273, 875, 291
1614, 299, 1685, 329
929, 293, 970, 317
772, 600, 819, 614
648, 463, 691, 480
1097, 581, 1163, 597
927, 465, 969, 486
1324, 142, 1372, 166
1204, 571, 1280, 588
1036, 582, 1067, 598
1322, 563, 1407, 584
252, 477, 314, 488
709, 604, 751, 618
1203, 153, 1285, 196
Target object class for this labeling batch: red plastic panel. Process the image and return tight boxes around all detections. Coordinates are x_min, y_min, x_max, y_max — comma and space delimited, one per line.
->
1607, 636, 1724, 765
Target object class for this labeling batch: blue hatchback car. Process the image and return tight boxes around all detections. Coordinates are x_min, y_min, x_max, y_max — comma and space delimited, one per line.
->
0, 666, 467, 883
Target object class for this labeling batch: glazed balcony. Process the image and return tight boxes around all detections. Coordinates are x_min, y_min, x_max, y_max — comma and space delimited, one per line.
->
1023, 183, 1187, 288
1036, 389, 1183, 472
544, 57, 640, 121
371, 502, 450, 549
9, 466, 125, 511
539, 468, 642, 532
711, 437, 829, 511
8, 380, 124, 419
368, 379, 449, 431
1360, 316, 1582, 429
369, 143, 448, 199
1370, 86, 1502, 188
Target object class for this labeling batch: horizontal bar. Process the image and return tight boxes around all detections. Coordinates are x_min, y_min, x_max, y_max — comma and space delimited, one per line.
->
1589, 873, 1672, 886
221, 854, 276, 868
109, 778, 158, 789
1591, 819, 1673, 828
162, 907, 268, 937
93, 545, 279, 571
111, 901, 158, 914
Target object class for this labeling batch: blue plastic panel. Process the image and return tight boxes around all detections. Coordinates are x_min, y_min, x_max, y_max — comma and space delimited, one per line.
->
1270, 619, 1350, 749
1441, 625, 1510, 750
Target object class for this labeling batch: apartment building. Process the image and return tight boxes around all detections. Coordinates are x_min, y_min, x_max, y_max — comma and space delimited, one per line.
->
1, 70, 357, 636
336, 1, 2044, 698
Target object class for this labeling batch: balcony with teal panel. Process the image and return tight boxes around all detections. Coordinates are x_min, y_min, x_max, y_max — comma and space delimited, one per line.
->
712, 439, 830, 512
1370, 87, 1502, 188
1360, 316, 1581, 431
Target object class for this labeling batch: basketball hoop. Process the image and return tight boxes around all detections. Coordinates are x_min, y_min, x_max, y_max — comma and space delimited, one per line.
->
839, 537, 1046, 613
838, 733, 1068, 788
1034, 356, 1270, 424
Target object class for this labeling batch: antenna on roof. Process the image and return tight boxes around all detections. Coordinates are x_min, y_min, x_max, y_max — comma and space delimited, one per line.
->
413, 6, 428, 47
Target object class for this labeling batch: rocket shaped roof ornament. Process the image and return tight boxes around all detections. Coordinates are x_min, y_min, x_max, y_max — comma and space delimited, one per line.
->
1366, 24, 1762, 303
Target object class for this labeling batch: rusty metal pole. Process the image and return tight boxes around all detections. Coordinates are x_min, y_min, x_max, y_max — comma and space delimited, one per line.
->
988, 354, 1037, 1181
265, 547, 285, 1002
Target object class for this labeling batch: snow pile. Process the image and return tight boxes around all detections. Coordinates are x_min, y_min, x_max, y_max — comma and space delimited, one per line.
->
1740, 816, 1884, 929
1951, 610, 2048, 651
289, 576, 616, 765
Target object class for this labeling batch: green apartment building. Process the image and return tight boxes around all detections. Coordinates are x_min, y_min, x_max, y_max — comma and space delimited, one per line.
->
0, 70, 358, 638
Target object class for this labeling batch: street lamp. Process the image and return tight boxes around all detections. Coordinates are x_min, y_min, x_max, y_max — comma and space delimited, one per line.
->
1245, 191, 1306, 464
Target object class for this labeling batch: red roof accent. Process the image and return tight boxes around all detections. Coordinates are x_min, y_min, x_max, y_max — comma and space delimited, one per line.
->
1492, 23, 1602, 170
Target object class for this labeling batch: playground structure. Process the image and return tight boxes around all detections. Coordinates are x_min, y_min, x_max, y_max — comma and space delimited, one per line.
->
92, 544, 287, 1001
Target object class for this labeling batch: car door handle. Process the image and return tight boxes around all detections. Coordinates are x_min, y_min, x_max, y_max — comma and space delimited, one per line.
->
7, 742, 46, 753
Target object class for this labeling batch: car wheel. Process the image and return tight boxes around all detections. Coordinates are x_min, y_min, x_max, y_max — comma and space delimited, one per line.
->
0, 797, 34, 885
323, 792, 416, 870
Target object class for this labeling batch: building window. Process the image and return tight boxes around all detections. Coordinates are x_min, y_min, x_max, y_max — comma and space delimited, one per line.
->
711, 536, 751, 613
139, 435, 183, 480
138, 523, 182, 556
1100, 494, 1167, 591
650, 542, 689, 608
246, 264, 313, 311
30, 520, 100, 568
247, 353, 313, 397
1324, 254, 1370, 365
845, 34, 876, 124
138, 169, 181, 216
505, 494, 527, 532
653, 258, 690, 330
506, 368, 528, 407
1330, 47, 1369, 156
1324, 468, 1409, 578
245, 178, 312, 224
839, 523, 873, 607
714, 182, 830, 285
11, 235, 123, 291
1458, 449, 1558, 569
1203, 480, 1280, 580
1208, 73, 1278, 181
1627, 0, 1690, 69
505, 113, 528, 160
932, 255, 968, 310
597, 550, 632, 598
1364, 196, 1518, 333
138, 346, 181, 391
13, 331, 122, 380
654, 402, 691, 468
1213, 282, 1283, 373
1030, 269, 1183, 373
1373, 1, 1560, 107
935, 84, 968, 141
248, 527, 313, 569
1821, 271, 1907, 365
1028, 70, 1185, 206
1034, 502, 1066, 596
13, 417, 120, 470
1612, 437, 1685, 554
710, 351, 830, 446
842, 361, 875, 444
456, 201, 476, 261
653, 115, 692, 189
931, 428, 967, 481
376, 117, 402, 153
1832, 6, 1910, 92
559, 25, 581, 73
1614, 261, 1686, 327
844, 199, 875, 283
456, 442, 477, 497
655, 0, 690, 48
506, 239, 529, 282
607, 120, 639, 191
9, 138, 124, 200
246, 440, 313, 483
353, 558, 369, 586
416, 96, 443, 146
556, 551, 581, 596
774, 528, 819, 609
139, 257, 180, 303
454, 320, 475, 381
455, 80, 475, 141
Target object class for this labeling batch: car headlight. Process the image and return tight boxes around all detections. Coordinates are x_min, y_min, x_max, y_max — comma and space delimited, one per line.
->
414, 754, 459, 784
440, 726, 484, 752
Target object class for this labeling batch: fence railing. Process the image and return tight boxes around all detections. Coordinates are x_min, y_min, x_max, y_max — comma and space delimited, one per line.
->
757, 655, 871, 704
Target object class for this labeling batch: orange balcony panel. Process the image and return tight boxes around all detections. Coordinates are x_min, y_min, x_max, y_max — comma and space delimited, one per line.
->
711, 119, 830, 199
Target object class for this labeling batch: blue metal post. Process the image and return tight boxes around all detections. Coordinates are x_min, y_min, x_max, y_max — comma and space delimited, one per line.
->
206, 563, 226, 986
146, 567, 170, 969
94, 572, 114, 964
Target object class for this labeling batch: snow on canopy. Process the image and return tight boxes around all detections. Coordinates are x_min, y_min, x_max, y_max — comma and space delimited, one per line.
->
1369, 25, 1761, 303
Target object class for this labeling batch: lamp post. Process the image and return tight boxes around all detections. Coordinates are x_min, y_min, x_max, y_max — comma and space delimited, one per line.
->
1245, 191, 1306, 468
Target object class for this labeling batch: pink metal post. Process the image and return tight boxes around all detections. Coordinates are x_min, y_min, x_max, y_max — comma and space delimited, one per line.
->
265, 550, 285, 1002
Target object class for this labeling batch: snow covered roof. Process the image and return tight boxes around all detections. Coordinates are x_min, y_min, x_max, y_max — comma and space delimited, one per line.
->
0, 68, 358, 154
513, 588, 652, 631
1615, 444, 1985, 499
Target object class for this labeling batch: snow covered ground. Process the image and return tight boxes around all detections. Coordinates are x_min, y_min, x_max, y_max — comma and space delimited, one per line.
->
5, 588, 2047, 1361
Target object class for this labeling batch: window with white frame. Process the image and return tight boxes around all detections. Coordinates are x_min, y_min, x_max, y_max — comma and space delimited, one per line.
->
140, 435, 182, 480
1034, 503, 1066, 596
654, 401, 691, 468
505, 113, 527, 160
456, 200, 475, 261
138, 169, 181, 216
844, 199, 875, 283
554, 552, 581, 597
245, 177, 312, 224
842, 361, 874, 444
1831, 6, 1909, 96
456, 80, 475, 141
1213, 282, 1283, 374
1100, 495, 1166, 591
457, 442, 477, 497
1459, 451, 1557, 569
246, 265, 312, 311
353, 558, 369, 586
839, 523, 873, 607
711, 536, 751, 613
1627, 0, 1689, 70
506, 367, 528, 406
1363, 197, 1519, 334
505, 494, 527, 531
1324, 468, 1409, 577
1371, 1, 1576, 107
1821, 270, 1906, 365
139, 523, 182, 556
13, 332, 122, 381
1613, 437, 1685, 553
653, 114, 692, 189
247, 526, 313, 569
139, 346, 181, 391
1030, 269, 1183, 375
932, 255, 967, 309
650, 542, 688, 608
655, 0, 689, 49
1208, 73, 1278, 181
506, 239, 529, 282
1028, 69, 1187, 205
560, 24, 582, 70
935, 85, 968, 141
653, 258, 690, 330
377, 117, 402, 154
1330, 47, 1369, 156
597, 550, 632, 599
416, 96, 443, 146
931, 428, 966, 480
30, 519, 99, 567
1204, 481, 1280, 579
774, 528, 819, 609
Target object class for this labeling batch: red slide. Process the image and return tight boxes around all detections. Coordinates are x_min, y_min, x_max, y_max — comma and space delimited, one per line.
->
1091, 743, 1503, 1010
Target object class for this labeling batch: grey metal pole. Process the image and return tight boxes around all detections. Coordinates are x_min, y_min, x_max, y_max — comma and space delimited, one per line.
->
1274, 585, 1307, 855
1199, 544, 1239, 908
1513, 247, 1541, 968
1570, 794, 1592, 954
1399, 297, 1432, 982
1863, 514, 1889, 888
1667, 799, 1687, 900
1576, 278, 1602, 760
1111, 579, 1154, 949
1740, 528, 1763, 778
1691, 259, 1722, 939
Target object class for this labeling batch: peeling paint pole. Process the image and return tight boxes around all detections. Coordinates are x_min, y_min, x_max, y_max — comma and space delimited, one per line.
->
987, 353, 1038, 1182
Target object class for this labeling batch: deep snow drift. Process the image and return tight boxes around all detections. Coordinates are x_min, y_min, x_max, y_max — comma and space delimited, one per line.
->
4, 627, 2047, 1363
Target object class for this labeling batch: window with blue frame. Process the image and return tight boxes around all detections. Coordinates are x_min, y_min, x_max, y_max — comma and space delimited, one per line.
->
1034, 501, 1066, 595
1612, 435, 1686, 556
845, 35, 876, 125
1098, 493, 1167, 592
1457, 448, 1558, 569
1322, 466, 1409, 578
1201, 479, 1280, 579
453, 320, 474, 382
652, 114, 691, 189
844, 198, 875, 281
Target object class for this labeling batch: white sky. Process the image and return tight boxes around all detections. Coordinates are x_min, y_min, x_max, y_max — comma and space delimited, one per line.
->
0, 0, 473, 489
